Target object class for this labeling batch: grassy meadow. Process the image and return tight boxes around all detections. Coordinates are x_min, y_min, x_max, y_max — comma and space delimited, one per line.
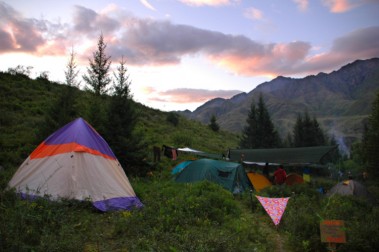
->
1, 72, 379, 251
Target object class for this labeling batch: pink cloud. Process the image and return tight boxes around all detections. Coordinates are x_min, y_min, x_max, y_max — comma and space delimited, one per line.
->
1, 2, 378, 81
0, 2, 69, 55
244, 7, 264, 20
148, 88, 242, 103
303, 26, 379, 73
293, 0, 309, 12
140, 0, 156, 11
323, 0, 362, 13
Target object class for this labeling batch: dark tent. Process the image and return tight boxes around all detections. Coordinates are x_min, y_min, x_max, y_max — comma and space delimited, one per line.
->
285, 173, 304, 186
228, 146, 338, 165
326, 180, 374, 202
175, 158, 252, 193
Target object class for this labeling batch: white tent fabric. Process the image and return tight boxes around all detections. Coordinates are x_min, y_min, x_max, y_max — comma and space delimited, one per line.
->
8, 118, 143, 211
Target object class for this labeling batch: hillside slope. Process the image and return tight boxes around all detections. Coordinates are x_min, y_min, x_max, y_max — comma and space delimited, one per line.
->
0, 72, 239, 168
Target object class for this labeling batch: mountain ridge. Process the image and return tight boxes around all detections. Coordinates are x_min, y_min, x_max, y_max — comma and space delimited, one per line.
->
179, 58, 379, 147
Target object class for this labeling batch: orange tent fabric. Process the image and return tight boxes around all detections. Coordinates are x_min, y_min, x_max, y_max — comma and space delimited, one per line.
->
285, 173, 304, 186
247, 172, 272, 192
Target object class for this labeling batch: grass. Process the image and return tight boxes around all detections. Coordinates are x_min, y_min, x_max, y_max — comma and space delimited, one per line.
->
0, 165, 276, 251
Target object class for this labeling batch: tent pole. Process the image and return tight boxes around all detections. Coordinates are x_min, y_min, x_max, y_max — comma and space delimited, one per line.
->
249, 189, 254, 213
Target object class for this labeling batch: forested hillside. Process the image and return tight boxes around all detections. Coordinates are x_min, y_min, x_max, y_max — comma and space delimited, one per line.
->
0, 71, 239, 171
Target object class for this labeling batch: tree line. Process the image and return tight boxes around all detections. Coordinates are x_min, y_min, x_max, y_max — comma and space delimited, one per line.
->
238, 94, 330, 149
6, 33, 146, 175
235, 91, 379, 180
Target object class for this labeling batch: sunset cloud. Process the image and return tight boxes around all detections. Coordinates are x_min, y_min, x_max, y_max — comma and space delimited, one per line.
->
321, 0, 374, 13
1, 2, 378, 81
140, 0, 156, 11
147, 87, 242, 104
303, 26, 379, 73
0, 2, 45, 52
293, 0, 309, 12
244, 7, 264, 20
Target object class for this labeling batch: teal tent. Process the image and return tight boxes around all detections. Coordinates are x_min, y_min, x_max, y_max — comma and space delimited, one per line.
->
171, 160, 193, 175
175, 159, 252, 193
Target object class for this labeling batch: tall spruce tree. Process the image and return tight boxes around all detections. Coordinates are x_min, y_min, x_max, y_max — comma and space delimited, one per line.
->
65, 47, 81, 88
240, 94, 280, 148
83, 33, 111, 95
362, 91, 379, 179
293, 111, 326, 147
106, 57, 147, 175
209, 115, 220, 132
83, 34, 111, 132
38, 49, 80, 140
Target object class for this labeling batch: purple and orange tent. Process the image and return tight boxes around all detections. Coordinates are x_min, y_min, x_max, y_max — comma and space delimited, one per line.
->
8, 118, 143, 211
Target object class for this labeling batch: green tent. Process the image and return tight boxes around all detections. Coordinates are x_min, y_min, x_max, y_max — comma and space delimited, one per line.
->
175, 158, 252, 193
228, 146, 338, 165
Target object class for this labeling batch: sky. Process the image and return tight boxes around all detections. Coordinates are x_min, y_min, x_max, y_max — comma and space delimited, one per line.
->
1, 0, 379, 111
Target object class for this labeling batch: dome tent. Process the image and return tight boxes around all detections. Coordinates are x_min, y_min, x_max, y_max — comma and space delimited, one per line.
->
326, 179, 374, 203
8, 118, 143, 211
175, 158, 252, 193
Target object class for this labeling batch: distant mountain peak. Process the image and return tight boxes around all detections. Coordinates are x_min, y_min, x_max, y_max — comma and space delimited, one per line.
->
179, 58, 379, 148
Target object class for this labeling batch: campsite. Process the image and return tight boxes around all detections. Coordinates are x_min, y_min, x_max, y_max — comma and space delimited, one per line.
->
1, 71, 379, 252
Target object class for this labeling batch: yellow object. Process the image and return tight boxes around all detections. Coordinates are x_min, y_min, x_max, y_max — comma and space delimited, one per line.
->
303, 173, 311, 183
247, 172, 272, 192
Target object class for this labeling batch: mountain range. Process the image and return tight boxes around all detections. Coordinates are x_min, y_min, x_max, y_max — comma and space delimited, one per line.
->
179, 58, 379, 151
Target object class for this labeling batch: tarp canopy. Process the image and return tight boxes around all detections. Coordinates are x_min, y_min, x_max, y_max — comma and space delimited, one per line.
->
228, 146, 338, 165
175, 158, 252, 193
8, 118, 143, 212
176, 147, 223, 159
177, 147, 204, 153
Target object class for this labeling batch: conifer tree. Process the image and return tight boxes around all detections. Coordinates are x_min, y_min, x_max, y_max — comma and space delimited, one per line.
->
83, 33, 111, 95
65, 47, 81, 88
293, 111, 326, 147
38, 50, 80, 140
106, 57, 147, 175
209, 115, 220, 132
240, 94, 280, 148
83, 34, 111, 132
362, 91, 379, 178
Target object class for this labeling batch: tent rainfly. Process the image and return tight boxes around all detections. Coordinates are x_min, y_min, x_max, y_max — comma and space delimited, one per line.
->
175, 158, 252, 193
228, 146, 338, 165
8, 118, 143, 212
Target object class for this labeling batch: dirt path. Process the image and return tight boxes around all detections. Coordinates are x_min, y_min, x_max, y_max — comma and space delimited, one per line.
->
274, 232, 286, 252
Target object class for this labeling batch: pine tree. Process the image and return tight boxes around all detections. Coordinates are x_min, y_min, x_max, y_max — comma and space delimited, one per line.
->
362, 91, 379, 178
240, 101, 257, 148
240, 94, 280, 148
83, 34, 111, 132
83, 33, 111, 95
209, 115, 220, 132
38, 49, 81, 140
293, 111, 326, 147
106, 57, 147, 175
65, 47, 81, 88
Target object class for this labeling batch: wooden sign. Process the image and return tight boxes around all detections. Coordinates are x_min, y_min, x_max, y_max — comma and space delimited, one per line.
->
320, 220, 346, 243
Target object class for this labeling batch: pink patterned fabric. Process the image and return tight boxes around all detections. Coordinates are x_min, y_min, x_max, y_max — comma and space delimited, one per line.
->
256, 196, 290, 226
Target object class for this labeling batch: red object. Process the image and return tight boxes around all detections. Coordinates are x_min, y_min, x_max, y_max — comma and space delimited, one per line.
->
274, 167, 287, 185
